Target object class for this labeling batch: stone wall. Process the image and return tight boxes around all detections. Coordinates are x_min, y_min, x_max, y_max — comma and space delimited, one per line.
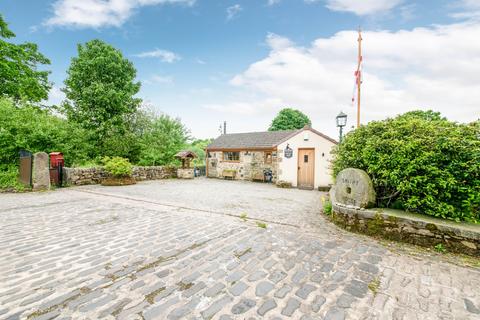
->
63, 166, 176, 186
207, 150, 277, 181
330, 202, 480, 256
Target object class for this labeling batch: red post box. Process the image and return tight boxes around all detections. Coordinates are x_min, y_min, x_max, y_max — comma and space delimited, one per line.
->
49, 152, 64, 186
50, 152, 64, 168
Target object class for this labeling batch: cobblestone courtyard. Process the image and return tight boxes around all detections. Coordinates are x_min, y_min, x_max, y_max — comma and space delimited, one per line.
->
1, 179, 479, 320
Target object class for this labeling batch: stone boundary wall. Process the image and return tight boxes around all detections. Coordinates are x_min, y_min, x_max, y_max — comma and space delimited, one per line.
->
63, 166, 177, 186
331, 202, 480, 256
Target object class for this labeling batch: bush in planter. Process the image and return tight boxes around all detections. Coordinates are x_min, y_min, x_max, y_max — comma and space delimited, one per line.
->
332, 111, 479, 223
102, 157, 135, 185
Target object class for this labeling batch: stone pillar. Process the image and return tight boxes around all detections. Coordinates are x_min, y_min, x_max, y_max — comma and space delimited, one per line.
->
32, 152, 50, 191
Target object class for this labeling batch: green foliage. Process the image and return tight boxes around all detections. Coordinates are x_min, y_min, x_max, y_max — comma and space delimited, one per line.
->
0, 98, 93, 167
0, 164, 25, 191
269, 108, 311, 131
185, 138, 212, 166
434, 243, 446, 253
138, 114, 189, 166
333, 110, 480, 223
256, 221, 267, 228
0, 14, 51, 102
62, 39, 141, 158
102, 157, 133, 177
323, 200, 332, 215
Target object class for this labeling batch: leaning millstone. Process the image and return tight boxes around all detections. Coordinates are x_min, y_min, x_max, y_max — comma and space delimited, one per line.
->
32, 152, 50, 191
332, 168, 376, 208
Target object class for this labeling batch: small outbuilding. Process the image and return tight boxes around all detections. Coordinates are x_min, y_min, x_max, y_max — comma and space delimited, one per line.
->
175, 150, 197, 179
206, 126, 337, 189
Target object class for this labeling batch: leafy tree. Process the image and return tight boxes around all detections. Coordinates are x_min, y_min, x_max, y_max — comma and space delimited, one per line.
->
0, 14, 51, 102
0, 98, 95, 189
269, 108, 311, 131
186, 138, 212, 166
0, 98, 93, 166
138, 114, 190, 166
62, 39, 141, 155
332, 110, 480, 223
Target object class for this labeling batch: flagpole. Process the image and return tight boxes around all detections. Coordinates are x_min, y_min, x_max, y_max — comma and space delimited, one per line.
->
356, 27, 362, 128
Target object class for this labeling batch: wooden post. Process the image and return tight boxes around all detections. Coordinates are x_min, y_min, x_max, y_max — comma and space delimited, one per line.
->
356, 28, 362, 128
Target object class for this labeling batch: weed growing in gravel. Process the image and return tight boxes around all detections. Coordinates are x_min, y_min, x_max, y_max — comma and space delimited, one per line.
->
256, 222, 267, 229
368, 278, 381, 296
240, 213, 248, 221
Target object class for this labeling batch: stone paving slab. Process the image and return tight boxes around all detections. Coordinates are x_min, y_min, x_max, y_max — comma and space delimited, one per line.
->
0, 179, 479, 320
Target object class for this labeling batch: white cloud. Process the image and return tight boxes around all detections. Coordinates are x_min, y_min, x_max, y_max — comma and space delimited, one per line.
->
134, 49, 181, 63
306, 0, 403, 16
220, 22, 480, 137
144, 74, 174, 84
267, 0, 280, 6
226, 4, 242, 20
451, 0, 480, 20
45, 0, 195, 28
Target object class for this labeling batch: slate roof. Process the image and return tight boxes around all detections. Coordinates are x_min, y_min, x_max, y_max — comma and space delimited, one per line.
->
175, 150, 197, 159
207, 130, 298, 150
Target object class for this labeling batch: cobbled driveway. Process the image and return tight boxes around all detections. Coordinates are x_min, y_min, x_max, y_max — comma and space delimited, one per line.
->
1, 178, 479, 320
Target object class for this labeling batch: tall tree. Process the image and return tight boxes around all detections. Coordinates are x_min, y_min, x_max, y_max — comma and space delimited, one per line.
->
63, 39, 141, 133
138, 114, 190, 166
0, 14, 51, 102
269, 108, 311, 131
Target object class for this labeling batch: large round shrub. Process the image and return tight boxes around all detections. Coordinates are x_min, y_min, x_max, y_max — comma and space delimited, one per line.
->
332, 111, 479, 223
102, 157, 133, 177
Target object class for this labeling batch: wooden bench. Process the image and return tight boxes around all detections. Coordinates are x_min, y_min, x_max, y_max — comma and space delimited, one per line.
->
252, 172, 264, 182
222, 170, 236, 180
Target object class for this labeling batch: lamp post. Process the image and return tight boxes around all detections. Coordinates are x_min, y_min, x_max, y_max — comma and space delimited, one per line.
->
336, 111, 347, 142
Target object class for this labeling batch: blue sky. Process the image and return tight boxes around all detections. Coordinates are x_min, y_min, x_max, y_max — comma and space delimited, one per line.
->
2, 0, 480, 139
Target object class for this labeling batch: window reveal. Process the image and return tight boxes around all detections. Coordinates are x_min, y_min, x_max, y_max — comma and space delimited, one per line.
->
265, 152, 272, 164
223, 152, 240, 161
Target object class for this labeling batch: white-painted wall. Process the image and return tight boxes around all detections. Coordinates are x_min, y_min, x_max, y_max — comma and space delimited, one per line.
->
277, 129, 336, 188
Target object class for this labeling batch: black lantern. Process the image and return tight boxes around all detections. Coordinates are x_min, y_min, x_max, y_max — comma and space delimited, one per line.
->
336, 111, 347, 142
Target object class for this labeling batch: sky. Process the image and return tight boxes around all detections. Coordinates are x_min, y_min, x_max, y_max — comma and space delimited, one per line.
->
2, 0, 480, 139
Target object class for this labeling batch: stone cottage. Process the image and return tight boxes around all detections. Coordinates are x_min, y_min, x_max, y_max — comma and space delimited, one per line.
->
206, 126, 337, 189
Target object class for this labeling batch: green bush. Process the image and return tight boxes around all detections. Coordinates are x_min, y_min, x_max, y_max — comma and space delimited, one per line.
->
323, 200, 332, 215
0, 98, 93, 167
102, 157, 133, 177
332, 111, 480, 223
0, 164, 25, 191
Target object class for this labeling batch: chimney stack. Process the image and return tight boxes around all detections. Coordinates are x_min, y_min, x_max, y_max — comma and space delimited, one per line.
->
223, 121, 227, 135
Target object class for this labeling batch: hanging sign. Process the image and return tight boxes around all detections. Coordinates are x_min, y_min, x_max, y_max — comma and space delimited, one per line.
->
284, 145, 293, 159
